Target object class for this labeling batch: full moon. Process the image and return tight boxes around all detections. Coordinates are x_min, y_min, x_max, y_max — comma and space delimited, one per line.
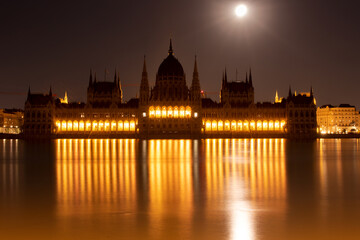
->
235, 4, 248, 17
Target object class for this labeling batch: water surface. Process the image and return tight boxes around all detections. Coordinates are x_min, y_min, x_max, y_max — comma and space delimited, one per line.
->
1, 139, 359, 239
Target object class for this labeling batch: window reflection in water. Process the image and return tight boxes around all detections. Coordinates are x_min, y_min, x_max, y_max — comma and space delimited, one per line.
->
55, 138, 287, 239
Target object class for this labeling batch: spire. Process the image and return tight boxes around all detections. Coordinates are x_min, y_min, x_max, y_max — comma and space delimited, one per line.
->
245, 72, 248, 83
310, 86, 313, 96
224, 68, 228, 83
249, 68, 253, 86
27, 86, 31, 100
140, 56, 149, 105
193, 55, 198, 76
275, 90, 279, 103
288, 85, 292, 97
89, 69, 93, 86
114, 69, 117, 83
142, 55, 147, 73
168, 38, 174, 55
94, 72, 97, 83
49, 86, 52, 97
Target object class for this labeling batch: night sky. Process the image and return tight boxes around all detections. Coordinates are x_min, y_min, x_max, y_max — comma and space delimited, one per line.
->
1, 0, 359, 109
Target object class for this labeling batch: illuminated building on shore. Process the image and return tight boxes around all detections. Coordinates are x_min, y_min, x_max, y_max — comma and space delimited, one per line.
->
0, 109, 23, 134
317, 104, 360, 134
24, 40, 317, 138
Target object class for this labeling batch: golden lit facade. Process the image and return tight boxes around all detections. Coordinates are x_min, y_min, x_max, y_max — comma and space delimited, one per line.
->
0, 109, 23, 134
317, 104, 360, 134
24, 40, 317, 138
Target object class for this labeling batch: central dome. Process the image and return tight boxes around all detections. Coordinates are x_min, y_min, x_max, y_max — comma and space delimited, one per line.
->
157, 40, 184, 76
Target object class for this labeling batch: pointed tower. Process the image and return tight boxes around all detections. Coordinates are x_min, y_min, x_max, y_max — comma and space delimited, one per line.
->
249, 68, 253, 87
168, 39, 174, 55
113, 69, 117, 84
190, 56, 201, 104
27, 86, 31, 100
245, 72, 248, 84
288, 86, 292, 97
139, 55, 149, 105
310, 86, 313, 96
89, 69, 93, 87
49, 86, 52, 97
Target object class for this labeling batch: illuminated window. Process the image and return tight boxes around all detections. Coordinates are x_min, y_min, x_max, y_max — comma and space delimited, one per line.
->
205, 120, 211, 131
99, 121, 104, 131
142, 112, 146, 117
218, 120, 224, 131
56, 121, 61, 131
263, 121, 268, 131
73, 121, 79, 131
224, 120, 230, 131
130, 120, 135, 131
231, 121, 236, 131
67, 121, 72, 131
257, 120, 262, 131
281, 120, 286, 130
174, 106, 179, 118
212, 120, 217, 131
92, 121, 98, 131
250, 120, 255, 131
167, 107, 173, 117
79, 121, 84, 131
185, 106, 191, 118
237, 121, 243, 131
269, 121, 274, 130
104, 121, 110, 131
85, 121, 91, 131
194, 112, 198, 118
243, 121, 249, 131
149, 106, 155, 118
179, 106, 185, 118
155, 106, 161, 118
162, 106, 167, 118
118, 121, 123, 131
111, 121, 117, 131
124, 121, 130, 131
275, 120, 280, 130
62, 121, 67, 131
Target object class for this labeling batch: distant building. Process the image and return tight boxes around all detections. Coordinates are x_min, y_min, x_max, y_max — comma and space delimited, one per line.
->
317, 104, 360, 134
0, 109, 24, 134
24, 40, 317, 138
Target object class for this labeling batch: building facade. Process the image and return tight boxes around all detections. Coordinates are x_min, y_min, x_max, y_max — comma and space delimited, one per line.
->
24, 41, 317, 138
0, 109, 23, 134
317, 104, 360, 134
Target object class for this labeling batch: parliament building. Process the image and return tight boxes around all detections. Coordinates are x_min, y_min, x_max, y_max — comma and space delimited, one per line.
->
24, 41, 317, 138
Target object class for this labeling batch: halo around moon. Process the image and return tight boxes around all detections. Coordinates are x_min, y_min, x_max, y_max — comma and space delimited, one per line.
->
235, 4, 248, 17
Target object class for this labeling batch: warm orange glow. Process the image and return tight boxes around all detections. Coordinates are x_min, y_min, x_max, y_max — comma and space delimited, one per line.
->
206, 120, 211, 131
124, 121, 130, 131
212, 120, 217, 131
250, 121, 255, 131
224, 120, 230, 131
92, 121, 98, 131
167, 106, 173, 117
111, 121, 116, 131
185, 106, 191, 118
86, 121, 91, 131
149, 106, 155, 118
79, 121, 84, 131
56, 121, 61, 130
118, 121, 123, 131
179, 106, 185, 118
202, 119, 287, 133
257, 120, 262, 131
155, 106, 161, 118
218, 120, 224, 131
73, 121, 79, 131
104, 121, 110, 131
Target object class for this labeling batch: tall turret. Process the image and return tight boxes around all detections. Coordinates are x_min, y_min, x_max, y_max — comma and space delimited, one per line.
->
89, 69, 93, 86
190, 56, 201, 104
249, 68, 253, 86
139, 56, 149, 105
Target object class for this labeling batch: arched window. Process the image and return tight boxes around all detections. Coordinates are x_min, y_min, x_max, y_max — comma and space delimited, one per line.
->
85, 121, 91, 131
263, 121, 268, 131
275, 120, 280, 130
124, 121, 130, 131
162, 106, 167, 118
92, 121, 98, 131
155, 106, 161, 118
104, 121, 110, 131
111, 121, 117, 131
205, 120, 211, 131
149, 106, 155, 118
218, 120, 224, 131
212, 120, 217, 131
281, 120, 286, 130
257, 120, 262, 131
179, 106, 185, 118
118, 121, 123, 131
73, 121, 79, 131
269, 120, 274, 131
237, 121, 243, 131
174, 106, 179, 118
130, 120, 135, 131
67, 121, 73, 131
185, 106, 191, 118
243, 120, 249, 131
79, 121, 84, 131
56, 121, 61, 131
224, 120, 230, 131
167, 106, 173, 118
61, 120, 67, 131
250, 120, 256, 131
99, 121, 104, 131
231, 120, 237, 131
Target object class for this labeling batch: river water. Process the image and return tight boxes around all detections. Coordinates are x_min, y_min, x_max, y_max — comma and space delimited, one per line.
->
0, 138, 359, 239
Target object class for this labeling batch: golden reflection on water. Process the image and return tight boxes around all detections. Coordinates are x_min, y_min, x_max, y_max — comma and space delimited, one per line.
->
56, 139, 137, 216
55, 138, 287, 239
